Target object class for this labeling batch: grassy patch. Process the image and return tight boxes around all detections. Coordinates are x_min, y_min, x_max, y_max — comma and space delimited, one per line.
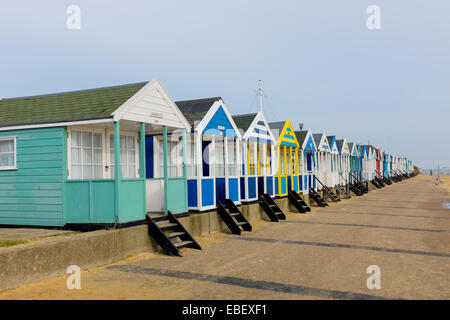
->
0, 239, 28, 247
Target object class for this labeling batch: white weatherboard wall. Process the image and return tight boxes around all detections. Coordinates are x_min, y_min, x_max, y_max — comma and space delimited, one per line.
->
316, 134, 331, 187
329, 138, 340, 187
340, 140, 350, 185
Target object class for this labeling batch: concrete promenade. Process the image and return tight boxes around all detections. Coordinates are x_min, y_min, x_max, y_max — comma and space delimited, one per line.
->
1, 175, 449, 299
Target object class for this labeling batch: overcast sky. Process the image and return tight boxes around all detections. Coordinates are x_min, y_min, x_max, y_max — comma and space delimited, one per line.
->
1, 1, 449, 168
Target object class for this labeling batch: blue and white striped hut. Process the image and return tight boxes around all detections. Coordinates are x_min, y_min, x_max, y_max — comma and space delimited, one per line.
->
232, 112, 277, 202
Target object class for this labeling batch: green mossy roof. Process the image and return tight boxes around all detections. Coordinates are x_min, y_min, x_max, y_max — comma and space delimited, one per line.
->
0, 82, 147, 128
232, 113, 257, 132
175, 97, 221, 127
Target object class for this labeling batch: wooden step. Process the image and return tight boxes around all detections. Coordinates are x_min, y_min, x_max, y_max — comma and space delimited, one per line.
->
146, 212, 201, 257
157, 222, 178, 230
167, 231, 186, 238
258, 194, 286, 222
217, 199, 253, 234
174, 240, 194, 248
308, 188, 328, 207
288, 190, 311, 213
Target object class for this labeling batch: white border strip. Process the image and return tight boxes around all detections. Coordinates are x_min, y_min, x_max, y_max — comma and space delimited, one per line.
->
0, 118, 113, 132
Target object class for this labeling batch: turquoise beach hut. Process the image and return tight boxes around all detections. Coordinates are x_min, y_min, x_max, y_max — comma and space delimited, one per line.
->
0, 79, 191, 227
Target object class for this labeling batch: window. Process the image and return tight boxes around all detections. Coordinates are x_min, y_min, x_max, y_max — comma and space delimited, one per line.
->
186, 141, 197, 177
266, 146, 272, 175
292, 148, 297, 174
248, 143, 256, 176
121, 135, 136, 178
286, 147, 291, 174
158, 140, 181, 178
317, 153, 321, 171
299, 150, 304, 173
0, 137, 16, 170
227, 141, 237, 176
71, 131, 103, 179
279, 147, 285, 175
215, 142, 225, 177
110, 134, 137, 179
258, 144, 267, 176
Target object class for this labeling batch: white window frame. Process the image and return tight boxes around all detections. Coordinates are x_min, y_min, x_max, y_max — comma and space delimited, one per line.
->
67, 127, 106, 180
107, 130, 140, 179
247, 141, 257, 176
292, 147, 297, 175
67, 126, 139, 180
186, 139, 197, 178
227, 139, 237, 177
269, 144, 275, 176
214, 140, 226, 178
0, 137, 17, 170
263, 144, 268, 176
259, 143, 267, 176
298, 149, 304, 174
153, 135, 183, 178
279, 146, 285, 175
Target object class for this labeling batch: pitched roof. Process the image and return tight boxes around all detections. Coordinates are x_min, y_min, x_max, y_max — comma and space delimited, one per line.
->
366, 144, 377, 154
0, 82, 147, 128
268, 121, 285, 131
327, 136, 333, 144
313, 133, 323, 146
232, 113, 257, 132
348, 142, 355, 152
294, 130, 309, 146
336, 139, 344, 152
175, 97, 221, 127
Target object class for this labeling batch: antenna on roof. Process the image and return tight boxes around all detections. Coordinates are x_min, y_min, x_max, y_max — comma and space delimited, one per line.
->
258, 80, 263, 113
298, 123, 304, 130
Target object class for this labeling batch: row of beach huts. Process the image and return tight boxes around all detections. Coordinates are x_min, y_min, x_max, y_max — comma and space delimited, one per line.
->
0, 79, 416, 253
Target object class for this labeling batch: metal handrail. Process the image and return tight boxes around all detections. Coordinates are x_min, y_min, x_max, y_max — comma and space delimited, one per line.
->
313, 174, 326, 189
338, 171, 350, 193
349, 172, 361, 183
312, 174, 328, 199
375, 170, 384, 178
350, 172, 369, 191
338, 171, 348, 184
